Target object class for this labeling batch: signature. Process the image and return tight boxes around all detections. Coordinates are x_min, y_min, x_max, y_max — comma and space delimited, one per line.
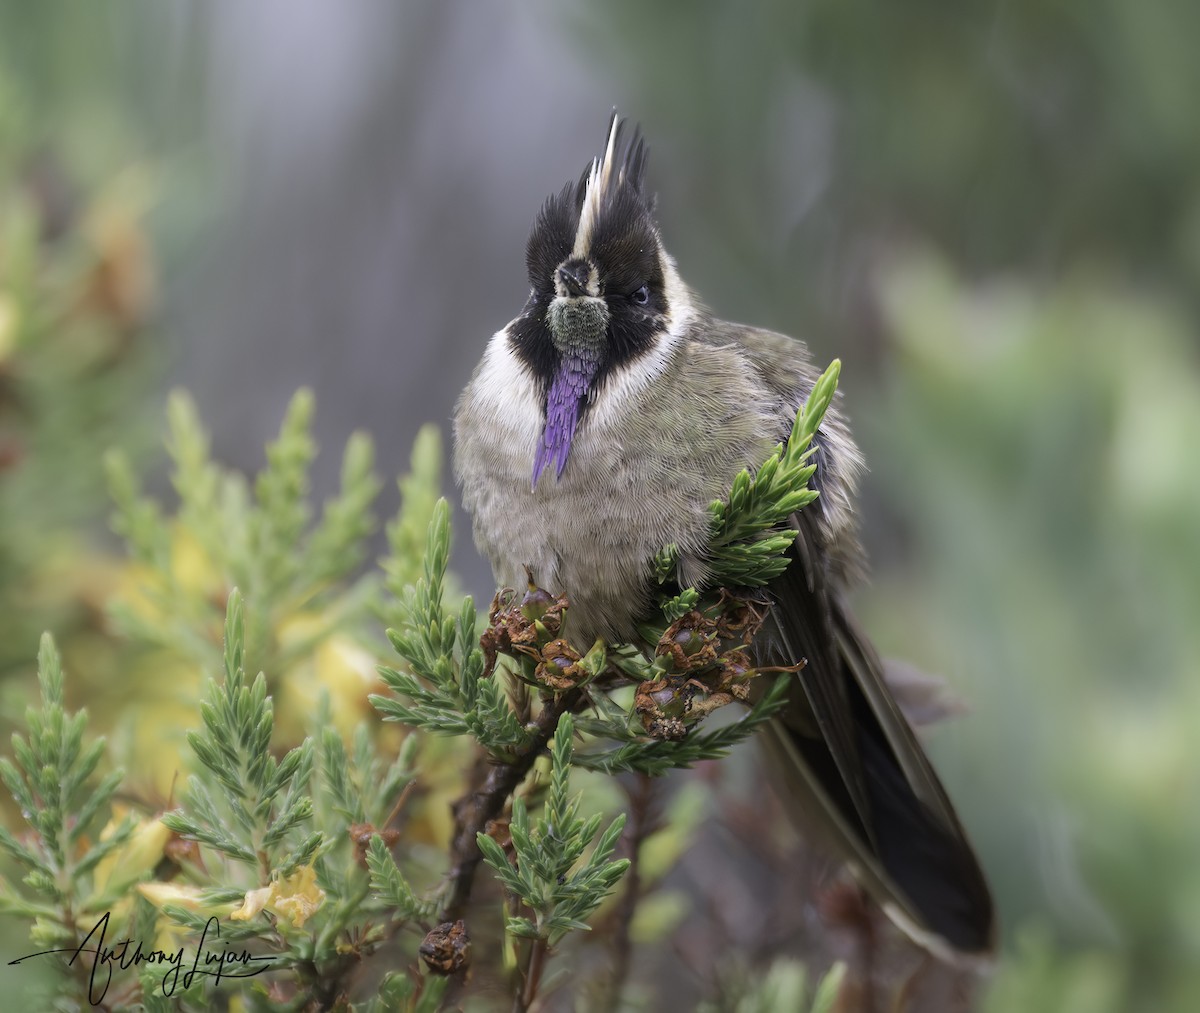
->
9, 911, 275, 1004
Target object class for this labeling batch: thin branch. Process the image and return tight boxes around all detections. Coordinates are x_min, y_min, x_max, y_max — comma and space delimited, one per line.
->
442, 688, 582, 921
605, 772, 656, 1011
514, 936, 550, 1013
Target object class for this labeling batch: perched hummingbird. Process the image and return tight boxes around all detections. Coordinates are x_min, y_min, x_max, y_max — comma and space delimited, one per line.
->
453, 115, 995, 960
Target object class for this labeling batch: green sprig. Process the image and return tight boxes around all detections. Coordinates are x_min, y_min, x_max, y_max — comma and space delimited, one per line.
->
105, 388, 383, 676
367, 835, 436, 922
703, 359, 841, 587
373, 498, 531, 757
476, 714, 630, 946
573, 674, 792, 776
162, 590, 321, 868
0, 634, 135, 993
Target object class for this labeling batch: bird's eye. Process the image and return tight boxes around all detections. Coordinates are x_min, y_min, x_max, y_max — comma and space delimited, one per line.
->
630, 284, 650, 305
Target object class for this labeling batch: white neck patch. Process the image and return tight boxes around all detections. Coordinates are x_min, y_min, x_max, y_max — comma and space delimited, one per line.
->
585, 246, 698, 431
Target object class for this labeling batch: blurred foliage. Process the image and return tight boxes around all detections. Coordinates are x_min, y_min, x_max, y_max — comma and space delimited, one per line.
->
0, 389, 446, 1008
699, 959, 845, 1013
0, 66, 158, 684
104, 388, 384, 780
0, 0, 213, 697
571, 0, 1200, 341
862, 253, 1200, 1012
793, 0, 1200, 284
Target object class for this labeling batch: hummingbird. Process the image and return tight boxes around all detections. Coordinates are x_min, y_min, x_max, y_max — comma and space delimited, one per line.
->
453, 114, 995, 960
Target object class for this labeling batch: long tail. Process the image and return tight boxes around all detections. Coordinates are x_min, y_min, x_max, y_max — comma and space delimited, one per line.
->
757, 540, 995, 961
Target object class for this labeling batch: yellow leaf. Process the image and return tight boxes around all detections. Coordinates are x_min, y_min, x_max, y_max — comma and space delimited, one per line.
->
271, 865, 325, 929
229, 865, 326, 930
276, 623, 383, 741
229, 886, 274, 923
91, 808, 171, 898
137, 881, 210, 911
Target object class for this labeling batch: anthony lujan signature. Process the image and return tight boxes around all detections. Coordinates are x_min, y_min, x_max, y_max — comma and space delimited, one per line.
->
9, 911, 275, 1004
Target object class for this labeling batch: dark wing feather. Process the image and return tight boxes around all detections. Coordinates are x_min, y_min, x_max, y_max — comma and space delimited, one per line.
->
755, 510, 996, 959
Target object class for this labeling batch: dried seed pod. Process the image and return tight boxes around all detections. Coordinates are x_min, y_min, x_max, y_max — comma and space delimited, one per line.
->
419, 919, 471, 975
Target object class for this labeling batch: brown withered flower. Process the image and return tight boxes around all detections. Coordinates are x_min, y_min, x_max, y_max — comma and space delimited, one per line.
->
635, 669, 744, 734
479, 590, 515, 679
644, 715, 688, 741
160, 830, 206, 877
656, 610, 720, 672
348, 823, 402, 869
483, 817, 515, 864
420, 920, 472, 975
634, 590, 793, 738
712, 587, 772, 641
535, 638, 586, 690
479, 580, 571, 678
634, 675, 697, 739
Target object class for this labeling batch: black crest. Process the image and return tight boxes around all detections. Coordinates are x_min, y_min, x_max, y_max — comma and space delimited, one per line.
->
512, 113, 669, 410
524, 113, 655, 295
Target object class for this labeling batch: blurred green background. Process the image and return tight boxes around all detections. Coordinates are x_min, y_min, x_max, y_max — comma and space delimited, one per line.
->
2, 1, 1197, 1009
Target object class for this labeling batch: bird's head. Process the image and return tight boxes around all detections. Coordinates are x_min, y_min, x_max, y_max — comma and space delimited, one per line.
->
511, 114, 686, 485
